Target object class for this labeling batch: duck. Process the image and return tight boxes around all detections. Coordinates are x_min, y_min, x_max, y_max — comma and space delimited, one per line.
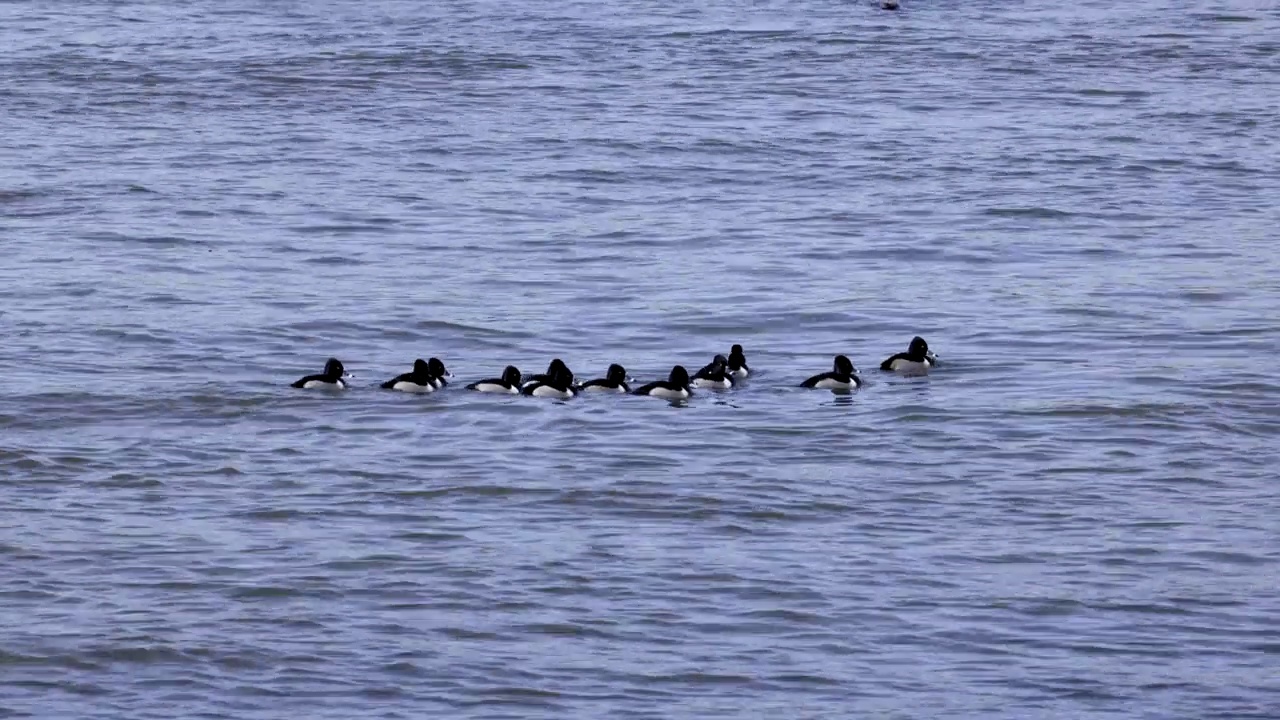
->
381, 358, 439, 393
579, 363, 630, 393
522, 358, 577, 390
727, 344, 750, 378
424, 357, 452, 388
291, 358, 350, 390
880, 336, 937, 375
691, 354, 734, 390
633, 365, 693, 400
801, 355, 862, 391
466, 365, 523, 394
521, 364, 577, 399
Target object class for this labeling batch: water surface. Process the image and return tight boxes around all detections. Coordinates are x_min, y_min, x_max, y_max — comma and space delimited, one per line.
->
2, 0, 1279, 717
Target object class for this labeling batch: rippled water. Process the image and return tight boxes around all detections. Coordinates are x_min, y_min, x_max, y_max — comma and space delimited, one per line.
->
3, 0, 1280, 717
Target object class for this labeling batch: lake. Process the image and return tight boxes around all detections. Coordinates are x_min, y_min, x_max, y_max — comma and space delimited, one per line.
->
2, 1, 1278, 717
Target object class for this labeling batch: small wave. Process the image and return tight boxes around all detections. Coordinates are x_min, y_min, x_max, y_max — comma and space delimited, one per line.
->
90, 328, 178, 345
91, 473, 163, 488
141, 293, 203, 306
236, 508, 305, 520
983, 207, 1074, 218
1076, 88, 1153, 98
1184, 550, 1270, 566
767, 672, 842, 686
642, 671, 758, 686
291, 224, 393, 236
1199, 14, 1257, 23
227, 585, 332, 599
82, 231, 206, 247
0, 188, 48, 203
516, 622, 616, 639
302, 254, 367, 265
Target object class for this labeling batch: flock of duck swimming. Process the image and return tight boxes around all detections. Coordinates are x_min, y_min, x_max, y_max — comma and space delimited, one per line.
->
290, 337, 940, 400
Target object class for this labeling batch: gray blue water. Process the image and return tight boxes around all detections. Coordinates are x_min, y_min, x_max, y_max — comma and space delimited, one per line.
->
3, 0, 1280, 717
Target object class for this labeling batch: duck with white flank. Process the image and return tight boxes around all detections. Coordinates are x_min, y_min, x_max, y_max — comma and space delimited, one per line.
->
801, 355, 862, 391
691, 354, 734, 389
579, 364, 630, 393
381, 358, 440, 393
292, 358, 351, 390
466, 366, 523, 394
727, 344, 750, 378
880, 336, 937, 376
521, 363, 577, 399
522, 359, 577, 390
633, 365, 693, 400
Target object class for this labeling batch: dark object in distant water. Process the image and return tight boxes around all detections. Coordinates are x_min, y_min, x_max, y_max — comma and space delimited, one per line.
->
801, 355, 862, 391
292, 358, 350, 390
882, 0, 900, 9
287, 338, 943, 396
